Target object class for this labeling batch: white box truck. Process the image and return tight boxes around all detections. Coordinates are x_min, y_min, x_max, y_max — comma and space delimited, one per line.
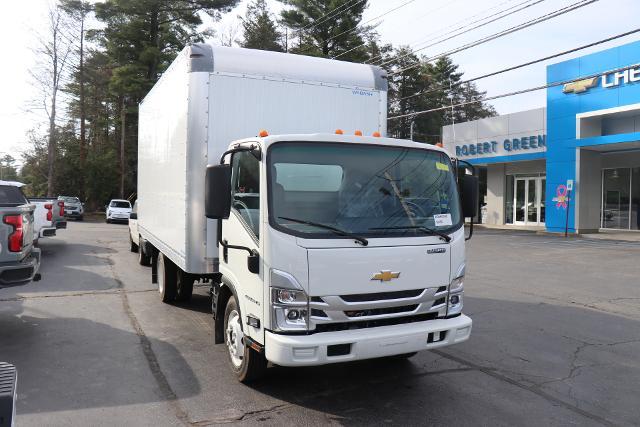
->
138, 45, 476, 382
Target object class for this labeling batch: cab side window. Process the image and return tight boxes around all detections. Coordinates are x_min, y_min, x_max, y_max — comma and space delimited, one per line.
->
231, 151, 260, 239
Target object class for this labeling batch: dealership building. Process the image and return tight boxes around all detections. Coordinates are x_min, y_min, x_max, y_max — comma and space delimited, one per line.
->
443, 40, 640, 233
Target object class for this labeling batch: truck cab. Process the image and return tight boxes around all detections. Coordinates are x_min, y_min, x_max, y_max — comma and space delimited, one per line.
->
205, 133, 475, 381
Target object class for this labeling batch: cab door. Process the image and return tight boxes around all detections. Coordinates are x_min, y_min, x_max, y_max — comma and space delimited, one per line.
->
219, 150, 264, 343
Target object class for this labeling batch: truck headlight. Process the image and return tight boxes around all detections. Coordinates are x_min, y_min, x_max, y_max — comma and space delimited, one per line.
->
271, 287, 309, 331
447, 275, 464, 316
270, 269, 309, 332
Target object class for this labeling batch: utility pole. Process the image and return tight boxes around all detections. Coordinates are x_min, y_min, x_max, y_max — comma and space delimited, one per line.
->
120, 97, 126, 199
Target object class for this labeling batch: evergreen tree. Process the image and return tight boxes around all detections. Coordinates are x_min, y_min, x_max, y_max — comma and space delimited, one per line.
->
278, 0, 371, 62
0, 155, 19, 181
241, 0, 284, 51
385, 54, 495, 144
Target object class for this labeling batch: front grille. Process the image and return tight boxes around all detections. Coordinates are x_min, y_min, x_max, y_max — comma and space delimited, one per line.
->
344, 304, 418, 317
340, 289, 424, 302
314, 312, 438, 333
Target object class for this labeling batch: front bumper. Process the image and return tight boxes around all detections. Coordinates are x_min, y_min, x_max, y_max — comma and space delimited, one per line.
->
0, 248, 41, 288
65, 211, 82, 218
264, 314, 472, 366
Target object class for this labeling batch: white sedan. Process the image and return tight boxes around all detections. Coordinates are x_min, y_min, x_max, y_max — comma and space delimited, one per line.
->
105, 199, 132, 223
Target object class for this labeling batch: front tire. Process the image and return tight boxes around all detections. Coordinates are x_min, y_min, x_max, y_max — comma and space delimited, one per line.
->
138, 240, 151, 266
157, 253, 177, 303
224, 295, 267, 383
130, 235, 139, 253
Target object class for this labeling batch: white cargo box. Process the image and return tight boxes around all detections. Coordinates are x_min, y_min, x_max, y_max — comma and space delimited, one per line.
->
138, 45, 387, 274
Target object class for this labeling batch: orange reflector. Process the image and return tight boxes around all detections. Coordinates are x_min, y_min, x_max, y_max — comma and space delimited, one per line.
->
335, 129, 344, 135
354, 130, 363, 136
436, 142, 443, 147
259, 130, 269, 137
372, 131, 381, 137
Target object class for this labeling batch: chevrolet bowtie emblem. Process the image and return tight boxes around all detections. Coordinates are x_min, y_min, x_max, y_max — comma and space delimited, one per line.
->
371, 270, 400, 282
563, 77, 599, 94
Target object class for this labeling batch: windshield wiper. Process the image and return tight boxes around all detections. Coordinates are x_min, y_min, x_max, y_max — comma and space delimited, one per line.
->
368, 226, 452, 243
278, 216, 369, 246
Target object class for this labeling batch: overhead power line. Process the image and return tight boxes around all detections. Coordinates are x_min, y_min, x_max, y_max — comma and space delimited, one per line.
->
388, 62, 640, 121
398, 27, 640, 102
334, 0, 465, 60
372, 0, 546, 67
366, 0, 516, 64
324, 0, 419, 58
388, 0, 599, 77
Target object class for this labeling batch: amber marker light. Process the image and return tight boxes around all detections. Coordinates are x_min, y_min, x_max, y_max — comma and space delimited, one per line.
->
259, 130, 269, 137
354, 130, 363, 136
335, 129, 344, 134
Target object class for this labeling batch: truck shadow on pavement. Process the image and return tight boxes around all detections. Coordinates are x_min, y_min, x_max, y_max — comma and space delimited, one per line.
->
247, 296, 640, 426
0, 299, 201, 415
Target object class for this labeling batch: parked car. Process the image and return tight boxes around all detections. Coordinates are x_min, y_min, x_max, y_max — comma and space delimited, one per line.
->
128, 201, 151, 265
0, 181, 41, 289
105, 199, 132, 223
58, 195, 84, 220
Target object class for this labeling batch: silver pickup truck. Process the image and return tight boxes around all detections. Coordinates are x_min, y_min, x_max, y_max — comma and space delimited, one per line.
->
0, 181, 41, 289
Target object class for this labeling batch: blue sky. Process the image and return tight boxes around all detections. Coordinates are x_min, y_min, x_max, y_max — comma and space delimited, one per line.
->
1, 0, 639, 156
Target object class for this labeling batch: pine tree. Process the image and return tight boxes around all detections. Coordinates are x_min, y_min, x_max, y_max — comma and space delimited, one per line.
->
93, 0, 240, 198
241, 0, 284, 51
278, 0, 371, 62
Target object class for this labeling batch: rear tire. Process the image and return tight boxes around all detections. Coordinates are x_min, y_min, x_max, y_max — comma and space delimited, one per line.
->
130, 235, 139, 253
224, 295, 267, 383
138, 239, 151, 266
157, 253, 177, 303
176, 270, 194, 302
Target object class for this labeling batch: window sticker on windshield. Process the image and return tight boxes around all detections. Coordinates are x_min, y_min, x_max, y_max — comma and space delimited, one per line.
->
435, 162, 449, 171
434, 213, 453, 227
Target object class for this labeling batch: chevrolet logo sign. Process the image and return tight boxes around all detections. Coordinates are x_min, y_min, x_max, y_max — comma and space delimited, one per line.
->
371, 270, 400, 282
563, 77, 599, 94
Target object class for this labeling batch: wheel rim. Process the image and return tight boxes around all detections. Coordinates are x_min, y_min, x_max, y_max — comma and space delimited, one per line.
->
226, 309, 244, 368
158, 256, 165, 295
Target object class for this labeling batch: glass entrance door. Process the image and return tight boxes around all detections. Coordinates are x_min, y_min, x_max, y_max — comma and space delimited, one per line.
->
601, 167, 640, 230
514, 177, 545, 226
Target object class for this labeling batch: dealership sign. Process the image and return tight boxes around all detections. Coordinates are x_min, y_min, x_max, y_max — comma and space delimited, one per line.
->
455, 134, 546, 158
563, 65, 640, 94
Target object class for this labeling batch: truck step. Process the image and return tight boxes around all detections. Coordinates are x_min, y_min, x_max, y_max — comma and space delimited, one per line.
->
0, 362, 17, 427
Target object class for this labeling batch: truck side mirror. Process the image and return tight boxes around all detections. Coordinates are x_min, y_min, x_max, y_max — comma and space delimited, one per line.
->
205, 164, 231, 219
460, 174, 479, 218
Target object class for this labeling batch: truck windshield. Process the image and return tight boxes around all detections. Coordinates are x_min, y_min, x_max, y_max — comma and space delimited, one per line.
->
268, 142, 462, 238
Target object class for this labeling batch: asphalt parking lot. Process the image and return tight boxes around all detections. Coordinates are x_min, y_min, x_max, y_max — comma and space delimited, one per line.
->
1, 222, 639, 426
